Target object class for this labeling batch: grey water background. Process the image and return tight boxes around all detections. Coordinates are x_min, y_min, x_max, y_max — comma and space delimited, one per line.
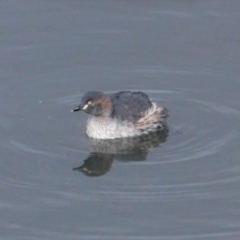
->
1, 0, 240, 239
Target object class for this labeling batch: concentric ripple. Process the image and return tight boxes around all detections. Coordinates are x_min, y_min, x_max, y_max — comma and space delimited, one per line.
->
76, 88, 240, 203
1, 87, 240, 240
55, 88, 240, 167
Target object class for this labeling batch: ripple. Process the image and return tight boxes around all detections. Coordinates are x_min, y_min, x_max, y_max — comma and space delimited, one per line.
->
55, 88, 240, 168
2, 88, 240, 240
94, 173, 240, 202
9, 141, 50, 155
154, 131, 238, 164
80, 88, 240, 209
190, 99, 240, 115
146, 89, 240, 162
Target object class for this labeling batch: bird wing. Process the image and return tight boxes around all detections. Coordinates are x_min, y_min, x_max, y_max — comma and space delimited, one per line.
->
109, 91, 153, 122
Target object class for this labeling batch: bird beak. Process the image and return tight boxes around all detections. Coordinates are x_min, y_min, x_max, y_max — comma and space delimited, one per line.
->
72, 106, 81, 112
71, 104, 88, 112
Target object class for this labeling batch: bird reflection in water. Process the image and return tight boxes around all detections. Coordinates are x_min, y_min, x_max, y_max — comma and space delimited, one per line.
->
73, 129, 168, 177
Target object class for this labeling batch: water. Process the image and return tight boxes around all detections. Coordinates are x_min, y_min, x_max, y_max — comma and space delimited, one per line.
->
1, 1, 240, 239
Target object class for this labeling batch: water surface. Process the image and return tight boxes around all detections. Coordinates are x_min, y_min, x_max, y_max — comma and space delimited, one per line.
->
1, 1, 240, 239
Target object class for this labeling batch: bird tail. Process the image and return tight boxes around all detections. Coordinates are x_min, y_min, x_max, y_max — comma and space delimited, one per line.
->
136, 104, 169, 133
